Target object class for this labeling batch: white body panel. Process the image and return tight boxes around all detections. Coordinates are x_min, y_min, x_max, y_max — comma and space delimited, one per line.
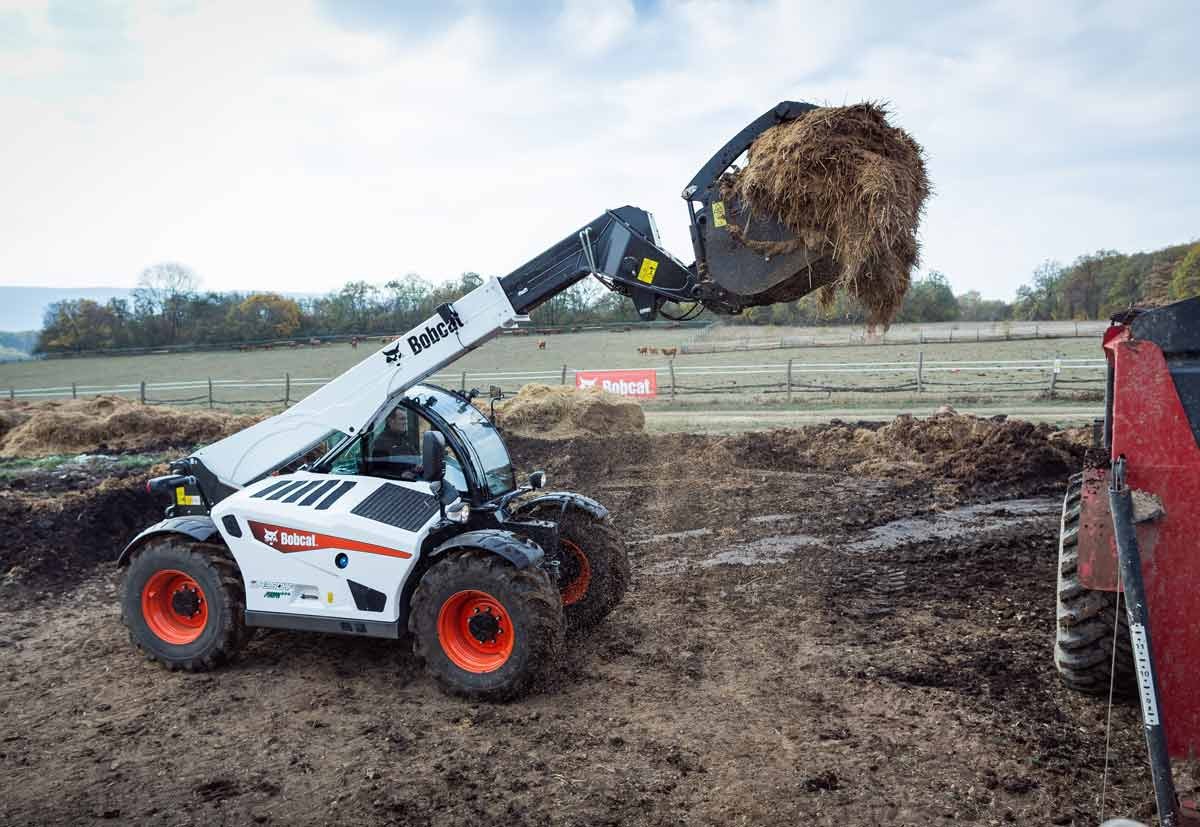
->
212, 472, 449, 624
193, 277, 524, 489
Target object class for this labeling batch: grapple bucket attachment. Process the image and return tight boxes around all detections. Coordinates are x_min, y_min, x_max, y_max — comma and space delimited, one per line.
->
684, 101, 832, 310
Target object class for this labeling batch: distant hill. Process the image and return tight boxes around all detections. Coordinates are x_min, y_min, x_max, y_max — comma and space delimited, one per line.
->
0, 287, 134, 333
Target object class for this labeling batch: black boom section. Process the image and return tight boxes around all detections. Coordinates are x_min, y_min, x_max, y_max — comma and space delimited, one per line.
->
499, 208, 698, 320
350, 483, 440, 531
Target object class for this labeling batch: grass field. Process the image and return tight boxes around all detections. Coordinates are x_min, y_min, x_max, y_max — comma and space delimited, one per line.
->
0, 324, 1103, 415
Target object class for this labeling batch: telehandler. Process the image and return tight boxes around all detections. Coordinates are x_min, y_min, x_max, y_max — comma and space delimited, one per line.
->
119, 102, 828, 699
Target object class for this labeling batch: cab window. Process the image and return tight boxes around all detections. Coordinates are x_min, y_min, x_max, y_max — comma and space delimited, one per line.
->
331, 401, 466, 492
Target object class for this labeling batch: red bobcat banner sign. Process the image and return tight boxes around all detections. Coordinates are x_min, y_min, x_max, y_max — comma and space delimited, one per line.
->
575, 369, 657, 399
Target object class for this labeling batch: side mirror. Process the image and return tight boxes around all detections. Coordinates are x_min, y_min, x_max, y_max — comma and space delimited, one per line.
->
421, 431, 446, 482
528, 470, 546, 490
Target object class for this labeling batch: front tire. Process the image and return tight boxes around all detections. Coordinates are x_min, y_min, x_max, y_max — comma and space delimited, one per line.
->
526, 506, 631, 633
410, 550, 564, 701
121, 537, 247, 671
1054, 474, 1135, 696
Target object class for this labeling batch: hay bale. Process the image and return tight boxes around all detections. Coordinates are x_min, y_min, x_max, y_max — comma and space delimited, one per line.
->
721, 102, 930, 325
492, 384, 644, 438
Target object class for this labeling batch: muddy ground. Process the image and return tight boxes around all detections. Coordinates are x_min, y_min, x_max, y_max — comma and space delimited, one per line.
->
0, 423, 1177, 826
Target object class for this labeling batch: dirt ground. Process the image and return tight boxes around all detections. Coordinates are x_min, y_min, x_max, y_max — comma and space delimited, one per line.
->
0, 419, 1175, 826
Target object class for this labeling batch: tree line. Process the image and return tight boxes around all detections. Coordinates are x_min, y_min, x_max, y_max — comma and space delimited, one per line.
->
36, 265, 643, 353
730, 240, 1198, 327
35, 241, 1200, 352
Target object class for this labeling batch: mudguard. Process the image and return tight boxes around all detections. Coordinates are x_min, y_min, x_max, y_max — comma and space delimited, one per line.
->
513, 492, 609, 521
429, 530, 544, 569
116, 516, 221, 567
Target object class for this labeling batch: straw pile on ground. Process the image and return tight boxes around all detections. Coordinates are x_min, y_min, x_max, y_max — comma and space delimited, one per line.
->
0, 396, 258, 458
490, 384, 644, 438
721, 102, 930, 325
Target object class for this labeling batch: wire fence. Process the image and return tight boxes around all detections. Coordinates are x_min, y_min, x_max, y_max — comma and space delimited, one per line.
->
686, 320, 1112, 353
3, 354, 1108, 408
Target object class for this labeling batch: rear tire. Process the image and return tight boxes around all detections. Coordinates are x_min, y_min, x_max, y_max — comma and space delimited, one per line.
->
1054, 474, 1136, 697
121, 537, 247, 671
410, 550, 564, 701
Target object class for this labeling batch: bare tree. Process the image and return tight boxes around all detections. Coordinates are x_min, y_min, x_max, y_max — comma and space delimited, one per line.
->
133, 262, 199, 344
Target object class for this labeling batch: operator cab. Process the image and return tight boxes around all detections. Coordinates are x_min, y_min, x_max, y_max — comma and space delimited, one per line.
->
314, 384, 516, 505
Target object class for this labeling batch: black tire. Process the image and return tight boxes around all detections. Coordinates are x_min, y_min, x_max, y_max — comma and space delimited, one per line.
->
121, 536, 248, 671
526, 506, 630, 633
1054, 474, 1136, 696
409, 550, 564, 701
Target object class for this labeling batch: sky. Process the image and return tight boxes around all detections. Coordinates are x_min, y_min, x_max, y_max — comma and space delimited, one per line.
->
0, 0, 1197, 301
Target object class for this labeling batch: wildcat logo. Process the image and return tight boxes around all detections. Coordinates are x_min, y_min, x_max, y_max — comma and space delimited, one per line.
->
382, 342, 402, 364
578, 377, 597, 388
247, 520, 413, 559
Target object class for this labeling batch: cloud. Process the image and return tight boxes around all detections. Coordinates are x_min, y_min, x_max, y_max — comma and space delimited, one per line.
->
0, 0, 1196, 302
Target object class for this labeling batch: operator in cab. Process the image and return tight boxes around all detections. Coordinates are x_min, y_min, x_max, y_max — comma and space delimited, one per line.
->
371, 405, 423, 481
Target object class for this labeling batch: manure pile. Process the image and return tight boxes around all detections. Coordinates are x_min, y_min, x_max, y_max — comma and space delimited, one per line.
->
727, 412, 1084, 495
490, 384, 644, 438
0, 396, 258, 458
721, 102, 930, 325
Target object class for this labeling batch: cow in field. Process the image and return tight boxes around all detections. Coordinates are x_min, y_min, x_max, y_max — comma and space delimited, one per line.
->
637, 346, 649, 356
537, 339, 547, 350
309, 337, 322, 346
661, 347, 678, 358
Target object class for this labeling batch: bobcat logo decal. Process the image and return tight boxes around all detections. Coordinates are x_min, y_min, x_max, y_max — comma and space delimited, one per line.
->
263, 529, 278, 543
382, 343, 402, 364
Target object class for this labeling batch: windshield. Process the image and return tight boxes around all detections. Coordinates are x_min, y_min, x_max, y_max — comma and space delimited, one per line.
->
407, 386, 515, 498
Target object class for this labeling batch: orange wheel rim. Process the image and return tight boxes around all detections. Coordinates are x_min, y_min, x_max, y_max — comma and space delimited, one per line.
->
141, 569, 208, 645
559, 539, 592, 606
437, 590, 514, 673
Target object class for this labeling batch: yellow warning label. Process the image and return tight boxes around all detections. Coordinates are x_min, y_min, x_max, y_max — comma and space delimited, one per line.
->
327, 591, 334, 604
175, 487, 200, 507
712, 201, 727, 228
637, 258, 659, 284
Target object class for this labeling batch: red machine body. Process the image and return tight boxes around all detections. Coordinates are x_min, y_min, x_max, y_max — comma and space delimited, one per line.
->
1076, 302, 1200, 759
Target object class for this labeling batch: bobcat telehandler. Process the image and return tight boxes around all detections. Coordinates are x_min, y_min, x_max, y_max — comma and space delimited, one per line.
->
119, 102, 824, 700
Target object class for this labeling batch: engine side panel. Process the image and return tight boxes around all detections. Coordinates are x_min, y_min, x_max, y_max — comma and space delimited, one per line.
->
211, 472, 443, 626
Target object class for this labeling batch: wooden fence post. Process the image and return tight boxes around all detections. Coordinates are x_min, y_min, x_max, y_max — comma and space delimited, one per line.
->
461, 371, 467, 392
786, 358, 793, 403
139, 381, 146, 404
1048, 358, 1060, 399
668, 360, 676, 402
8, 387, 13, 401
284, 373, 291, 407
71, 382, 77, 399
208, 377, 214, 409
917, 351, 924, 393
561, 364, 567, 385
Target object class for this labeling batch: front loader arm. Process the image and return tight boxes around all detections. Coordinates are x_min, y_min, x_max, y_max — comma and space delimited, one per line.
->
184, 101, 822, 498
